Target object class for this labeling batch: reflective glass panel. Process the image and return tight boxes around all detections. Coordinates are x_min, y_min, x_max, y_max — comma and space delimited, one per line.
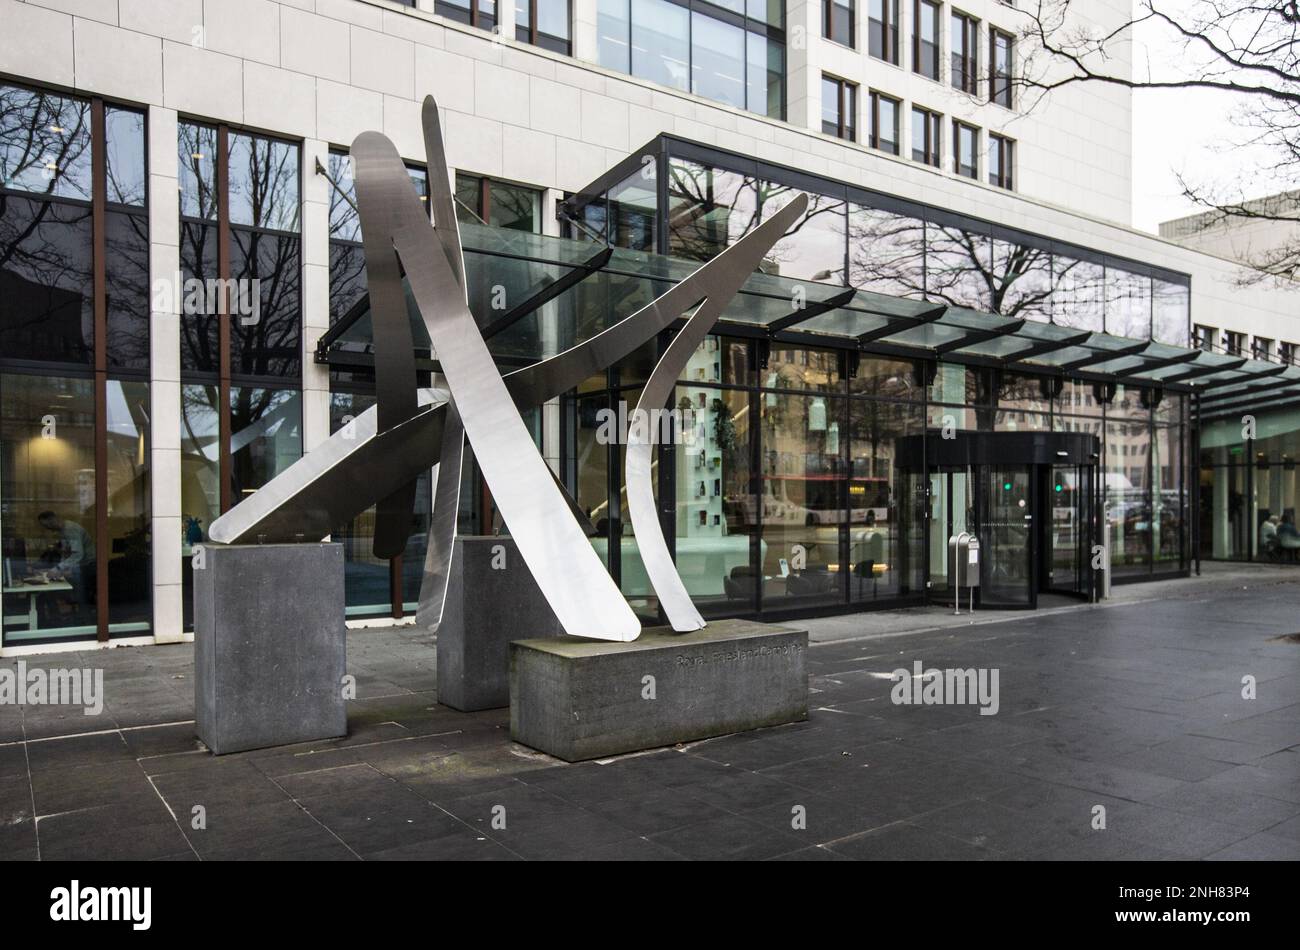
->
1, 373, 97, 643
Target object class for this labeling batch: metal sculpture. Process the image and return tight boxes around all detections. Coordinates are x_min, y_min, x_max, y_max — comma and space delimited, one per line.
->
209, 96, 805, 641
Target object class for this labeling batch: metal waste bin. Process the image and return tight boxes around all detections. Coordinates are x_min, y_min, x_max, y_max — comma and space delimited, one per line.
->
949, 533, 980, 614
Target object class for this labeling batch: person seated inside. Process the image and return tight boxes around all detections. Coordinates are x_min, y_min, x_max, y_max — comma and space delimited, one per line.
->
1260, 515, 1280, 558
38, 510, 96, 623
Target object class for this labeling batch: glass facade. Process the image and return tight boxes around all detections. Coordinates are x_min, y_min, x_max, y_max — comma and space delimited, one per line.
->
587, 143, 1191, 343
571, 338, 932, 619
178, 122, 303, 628
569, 332, 1192, 621
6, 68, 1289, 646
597, 0, 786, 120
1, 84, 151, 646
1200, 409, 1300, 563
326, 150, 434, 617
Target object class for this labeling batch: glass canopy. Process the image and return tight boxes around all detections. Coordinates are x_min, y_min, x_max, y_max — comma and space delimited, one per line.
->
317, 222, 1300, 417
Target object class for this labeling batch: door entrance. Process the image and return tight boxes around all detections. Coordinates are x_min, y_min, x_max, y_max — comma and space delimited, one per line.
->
900, 431, 1100, 610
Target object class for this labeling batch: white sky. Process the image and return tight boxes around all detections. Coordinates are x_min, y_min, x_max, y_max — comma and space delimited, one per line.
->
1129, 6, 1286, 233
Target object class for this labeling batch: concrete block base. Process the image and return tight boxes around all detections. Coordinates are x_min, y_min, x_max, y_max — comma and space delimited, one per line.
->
510, 619, 808, 762
194, 543, 347, 754
437, 536, 562, 711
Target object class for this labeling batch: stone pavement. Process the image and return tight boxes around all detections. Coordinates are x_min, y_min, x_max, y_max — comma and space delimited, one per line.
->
1, 567, 1298, 860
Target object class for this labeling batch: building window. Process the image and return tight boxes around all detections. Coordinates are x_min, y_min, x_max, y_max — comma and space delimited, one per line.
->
1224, 330, 1247, 356
953, 120, 978, 178
951, 10, 979, 93
1253, 337, 1274, 361
455, 174, 544, 232
1194, 325, 1218, 351
597, 0, 786, 119
822, 75, 857, 141
868, 0, 900, 65
0, 83, 151, 646
911, 106, 941, 166
913, 0, 940, 81
435, 0, 498, 33
990, 28, 1014, 107
321, 150, 430, 619
516, 0, 572, 54
1281, 342, 1298, 365
869, 91, 901, 154
825, 0, 854, 47
177, 121, 302, 628
989, 133, 1014, 189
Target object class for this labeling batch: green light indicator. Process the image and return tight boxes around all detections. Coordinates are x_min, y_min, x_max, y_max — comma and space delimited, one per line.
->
1055, 484, 1063, 493
1003, 482, 1012, 491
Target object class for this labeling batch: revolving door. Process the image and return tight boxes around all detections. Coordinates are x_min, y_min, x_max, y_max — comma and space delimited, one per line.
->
899, 431, 1101, 609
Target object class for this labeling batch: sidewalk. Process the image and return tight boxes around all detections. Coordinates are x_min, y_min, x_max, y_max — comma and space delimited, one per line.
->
1, 564, 1297, 860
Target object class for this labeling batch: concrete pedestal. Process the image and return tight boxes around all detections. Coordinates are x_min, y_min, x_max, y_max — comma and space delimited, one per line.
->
437, 536, 563, 711
194, 543, 347, 754
510, 619, 808, 762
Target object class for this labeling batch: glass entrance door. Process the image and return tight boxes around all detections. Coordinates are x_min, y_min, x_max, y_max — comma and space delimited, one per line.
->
915, 433, 1100, 611
980, 464, 1035, 607
928, 466, 972, 602
1043, 463, 1096, 598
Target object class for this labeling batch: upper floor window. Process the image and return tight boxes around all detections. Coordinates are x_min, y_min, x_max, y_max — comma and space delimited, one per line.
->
825, 0, 854, 48
913, 0, 940, 81
1281, 341, 1298, 365
869, 91, 901, 155
951, 11, 979, 94
868, 0, 900, 65
1253, 336, 1274, 361
1224, 330, 1247, 356
455, 174, 543, 233
596, 0, 786, 120
990, 28, 1014, 107
953, 120, 978, 178
517, 0, 571, 54
436, 0, 498, 33
989, 133, 1014, 189
822, 75, 857, 142
912, 106, 941, 167
1194, 325, 1217, 351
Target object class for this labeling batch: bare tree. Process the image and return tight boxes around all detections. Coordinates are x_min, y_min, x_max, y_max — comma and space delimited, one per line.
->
1014, 0, 1300, 282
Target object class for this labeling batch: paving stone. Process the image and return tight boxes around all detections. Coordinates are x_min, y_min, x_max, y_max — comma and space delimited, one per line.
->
2, 571, 1300, 860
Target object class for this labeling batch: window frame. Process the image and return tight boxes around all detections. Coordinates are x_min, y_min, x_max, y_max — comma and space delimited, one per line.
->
0, 82, 152, 644
912, 0, 941, 81
435, 0, 498, 32
516, 0, 573, 55
868, 0, 901, 66
911, 105, 942, 167
989, 132, 1014, 189
823, 0, 855, 48
989, 27, 1015, 108
869, 90, 901, 155
951, 10, 980, 94
822, 74, 858, 142
953, 119, 979, 178
600, 0, 788, 120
